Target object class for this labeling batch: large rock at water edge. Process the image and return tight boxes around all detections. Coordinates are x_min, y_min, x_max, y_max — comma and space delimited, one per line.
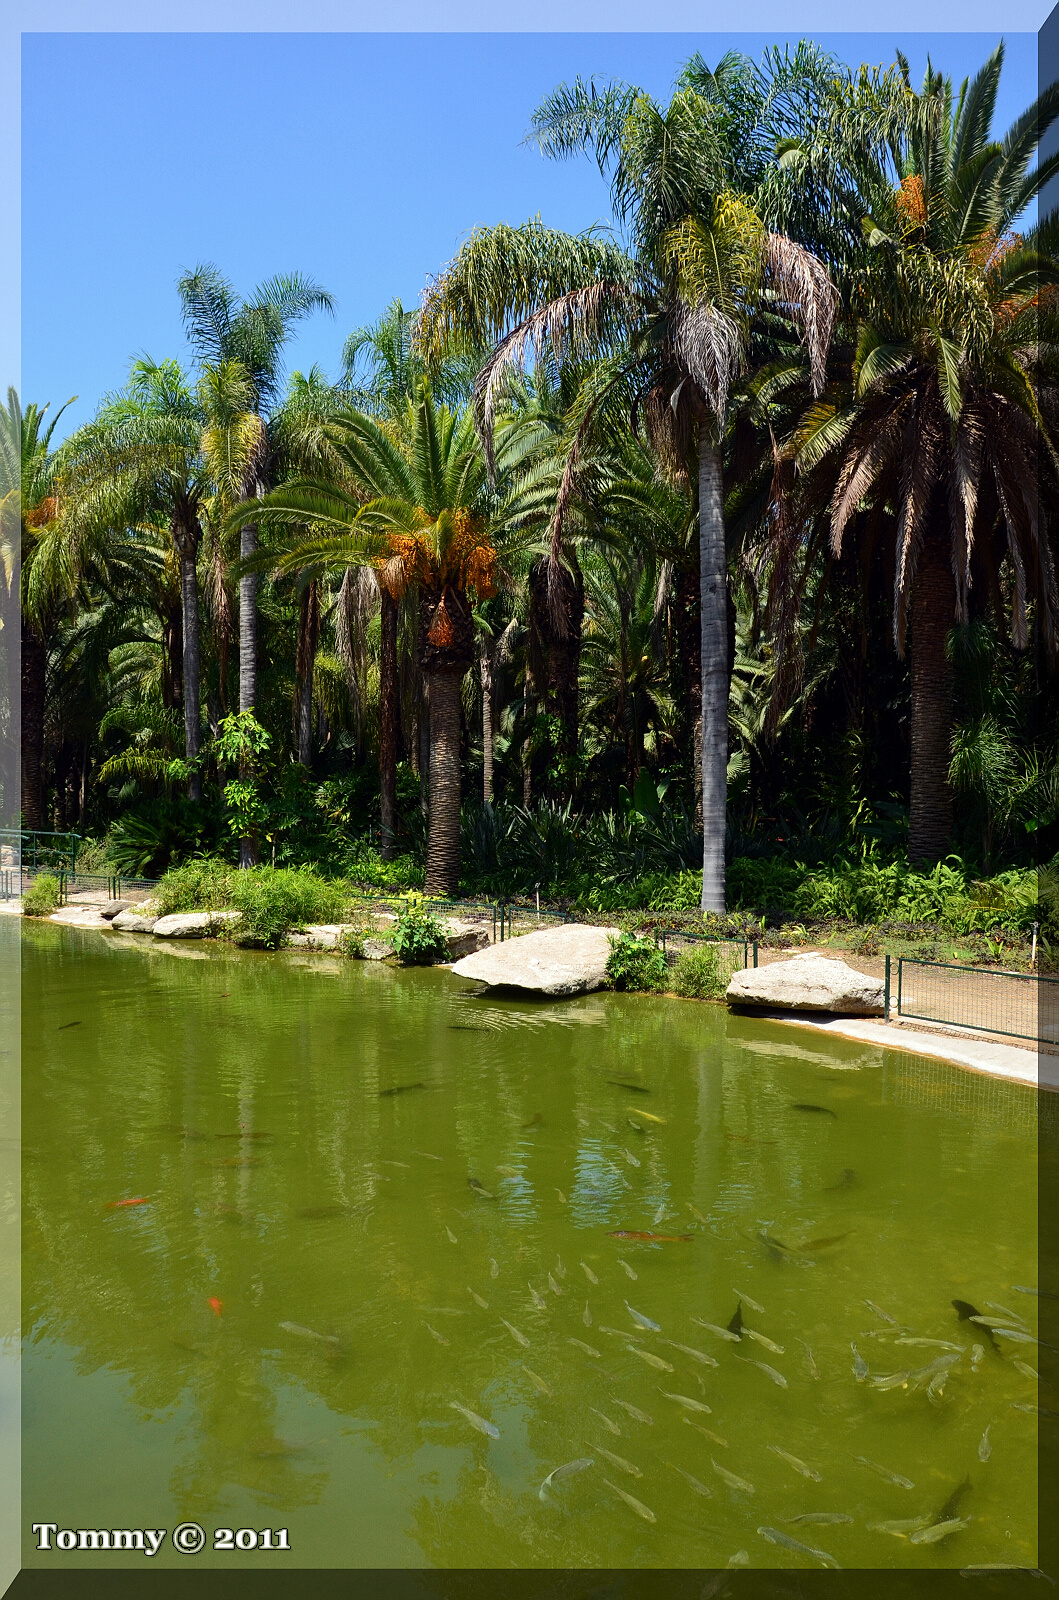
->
100, 899, 132, 920
450, 923, 616, 996
442, 919, 492, 960
110, 907, 159, 932
726, 954, 885, 1015
151, 911, 239, 939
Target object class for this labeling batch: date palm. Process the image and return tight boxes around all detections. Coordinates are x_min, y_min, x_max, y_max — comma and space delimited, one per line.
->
417, 71, 836, 912
818, 45, 1059, 861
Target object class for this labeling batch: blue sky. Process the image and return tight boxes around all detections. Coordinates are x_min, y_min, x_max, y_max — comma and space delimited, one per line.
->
22, 30, 1039, 439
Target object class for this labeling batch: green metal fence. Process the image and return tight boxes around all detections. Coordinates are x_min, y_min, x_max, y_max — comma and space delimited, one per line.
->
0, 828, 80, 872
895, 956, 1056, 1045
653, 927, 753, 987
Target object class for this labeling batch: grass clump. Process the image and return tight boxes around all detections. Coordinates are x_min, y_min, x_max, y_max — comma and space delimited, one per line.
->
22, 875, 61, 918
606, 932, 668, 992
391, 903, 449, 965
155, 859, 235, 914
229, 869, 347, 949
671, 941, 727, 1000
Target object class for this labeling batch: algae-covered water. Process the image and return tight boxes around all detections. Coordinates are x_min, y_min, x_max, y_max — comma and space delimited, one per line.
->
20, 922, 1043, 1571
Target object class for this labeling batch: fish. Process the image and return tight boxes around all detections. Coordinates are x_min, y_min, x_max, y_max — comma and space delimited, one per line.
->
278, 1321, 339, 1347
758, 1527, 840, 1568
909, 1518, 969, 1545
602, 1479, 656, 1522
800, 1232, 852, 1252
659, 1340, 718, 1367
936, 1477, 972, 1523
667, 1461, 713, 1497
298, 1205, 346, 1219
468, 1179, 495, 1199
583, 1302, 593, 1327
978, 1426, 992, 1461
449, 1402, 499, 1439
986, 1301, 1031, 1327
548, 1273, 563, 1296
1012, 1285, 1059, 1299
424, 1323, 450, 1345
758, 1231, 798, 1259
627, 1345, 673, 1371
864, 1300, 899, 1325
895, 1338, 964, 1351
1013, 1359, 1040, 1380
737, 1355, 788, 1387
580, 1261, 599, 1285
627, 1118, 646, 1135
520, 1364, 552, 1395
554, 1255, 566, 1278
445, 1227, 458, 1244
607, 1229, 692, 1243
614, 1399, 654, 1424
727, 1303, 743, 1336
926, 1371, 948, 1404
867, 1515, 932, 1538
555, 1190, 567, 1205
528, 1284, 547, 1310
630, 1109, 665, 1123
625, 1301, 661, 1332
599, 1326, 639, 1339
653, 1204, 668, 1224
617, 1258, 638, 1280
733, 1288, 765, 1314
745, 1328, 785, 1354
1012, 1402, 1059, 1418
686, 1204, 708, 1224
623, 1149, 641, 1168
852, 1342, 868, 1381
869, 1369, 914, 1391
522, 1113, 542, 1129
798, 1339, 820, 1378
467, 1289, 489, 1310
380, 1160, 410, 1168
208, 1297, 223, 1317
854, 1455, 915, 1489
790, 1103, 836, 1116
684, 1419, 728, 1446
378, 1082, 425, 1097
501, 1318, 530, 1348
539, 1458, 593, 1500
768, 1445, 823, 1481
592, 1443, 642, 1477
728, 1551, 750, 1567
105, 1196, 150, 1209
659, 1390, 712, 1414
971, 1344, 985, 1369
58, 1020, 82, 1029
489, 1259, 500, 1279
413, 1150, 443, 1160
784, 1513, 853, 1526
568, 1338, 601, 1358
824, 1167, 857, 1191
589, 1407, 621, 1435
712, 1458, 755, 1494
448, 1025, 488, 1032
691, 1318, 741, 1342
993, 1327, 1049, 1347
610, 1081, 650, 1094
496, 1165, 520, 1179
954, 1299, 1000, 1349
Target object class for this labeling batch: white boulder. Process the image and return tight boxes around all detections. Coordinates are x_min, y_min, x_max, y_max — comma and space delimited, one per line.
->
726, 954, 885, 1015
442, 919, 492, 960
151, 911, 239, 939
450, 922, 616, 996
111, 908, 159, 932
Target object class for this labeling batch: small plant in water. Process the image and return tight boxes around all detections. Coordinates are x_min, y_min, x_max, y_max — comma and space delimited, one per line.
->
605, 933, 668, 992
391, 900, 450, 966
22, 875, 61, 918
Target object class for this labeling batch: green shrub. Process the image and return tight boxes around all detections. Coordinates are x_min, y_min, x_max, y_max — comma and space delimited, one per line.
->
672, 942, 726, 999
390, 903, 450, 966
605, 932, 668, 992
228, 869, 347, 949
156, 859, 235, 915
23, 875, 61, 918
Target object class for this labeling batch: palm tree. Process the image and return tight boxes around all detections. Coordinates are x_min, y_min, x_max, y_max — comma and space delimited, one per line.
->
417, 70, 836, 912
817, 46, 1059, 861
61, 360, 209, 800
230, 385, 535, 893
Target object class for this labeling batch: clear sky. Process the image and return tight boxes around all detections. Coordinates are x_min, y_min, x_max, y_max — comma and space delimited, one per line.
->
21, 30, 1039, 439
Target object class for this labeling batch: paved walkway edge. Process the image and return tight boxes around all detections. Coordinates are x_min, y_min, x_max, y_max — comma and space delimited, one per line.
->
748, 1009, 1053, 1091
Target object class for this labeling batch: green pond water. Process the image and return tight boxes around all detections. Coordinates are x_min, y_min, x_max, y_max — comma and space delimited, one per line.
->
20, 921, 1044, 1572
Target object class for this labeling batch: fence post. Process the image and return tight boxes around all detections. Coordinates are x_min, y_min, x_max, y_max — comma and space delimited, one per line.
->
897, 957, 903, 1018
752, 940, 758, 968
884, 953, 891, 1021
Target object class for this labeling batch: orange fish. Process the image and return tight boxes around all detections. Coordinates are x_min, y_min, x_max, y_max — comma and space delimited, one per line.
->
105, 1197, 150, 1209
208, 1297, 224, 1317
607, 1230, 693, 1243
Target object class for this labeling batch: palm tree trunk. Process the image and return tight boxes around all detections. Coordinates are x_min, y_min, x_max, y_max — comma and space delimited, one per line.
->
481, 637, 495, 805
529, 558, 584, 795
173, 518, 203, 804
698, 436, 728, 915
674, 563, 703, 828
295, 580, 319, 767
424, 669, 462, 896
908, 533, 955, 864
20, 618, 46, 830
379, 587, 398, 860
238, 521, 259, 865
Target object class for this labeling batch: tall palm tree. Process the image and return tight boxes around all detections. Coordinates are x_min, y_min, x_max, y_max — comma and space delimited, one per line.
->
417, 71, 836, 912
230, 384, 535, 893
815, 46, 1059, 861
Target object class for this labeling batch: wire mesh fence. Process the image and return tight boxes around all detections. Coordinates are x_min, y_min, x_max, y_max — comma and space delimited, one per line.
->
896, 957, 1057, 1045
653, 928, 751, 987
